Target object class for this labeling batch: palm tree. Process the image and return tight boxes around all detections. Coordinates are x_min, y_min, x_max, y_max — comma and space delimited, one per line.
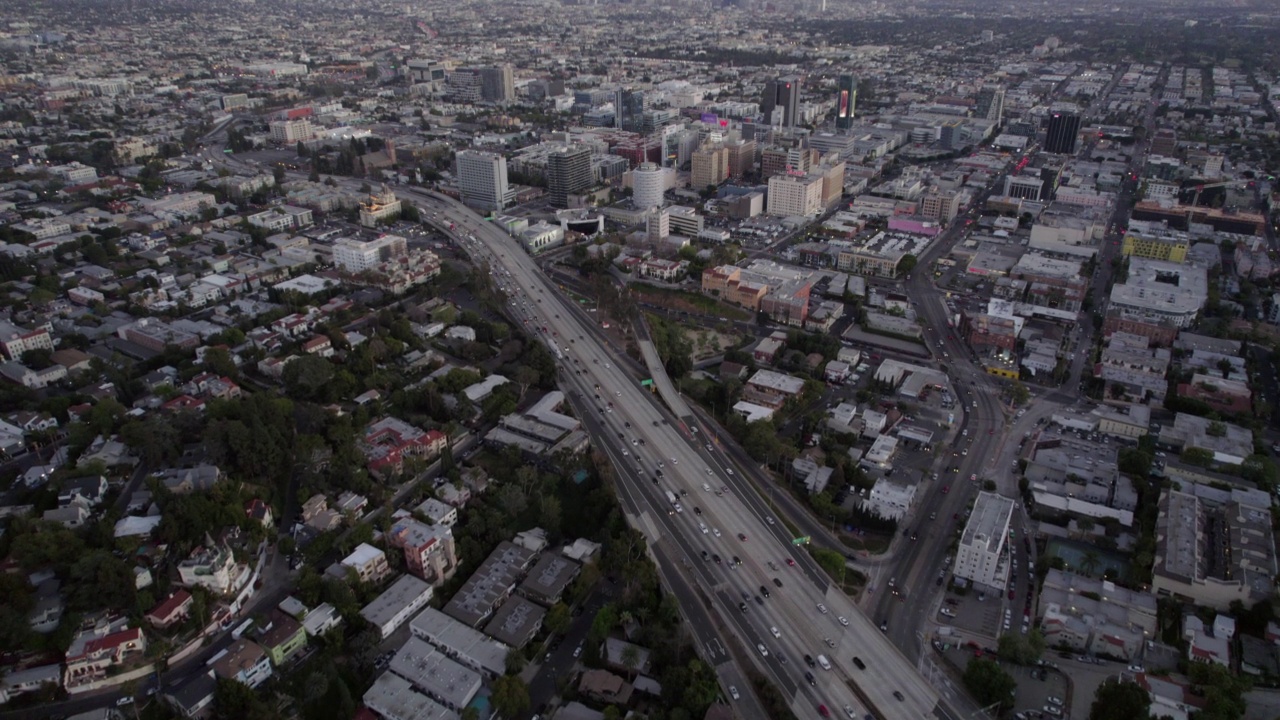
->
1080, 550, 1100, 577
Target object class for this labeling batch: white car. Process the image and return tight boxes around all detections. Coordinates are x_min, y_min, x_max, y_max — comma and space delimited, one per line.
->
817, 603, 828, 614
838, 616, 849, 627
573, 645, 582, 658
757, 644, 769, 657
940, 608, 956, 618
712, 528, 721, 537
729, 686, 740, 700
1047, 697, 1063, 706
770, 626, 781, 638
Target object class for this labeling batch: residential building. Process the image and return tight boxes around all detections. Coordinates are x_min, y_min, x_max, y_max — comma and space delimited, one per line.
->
1153, 485, 1277, 610
517, 553, 581, 607
360, 416, 448, 478
1108, 258, 1208, 329
579, 669, 634, 706
1038, 569, 1157, 660
690, 144, 730, 190
1157, 413, 1253, 465
952, 492, 1015, 590
269, 118, 314, 144
163, 672, 217, 719
360, 574, 434, 639
767, 171, 825, 217
340, 543, 392, 585
862, 477, 917, 521
333, 234, 408, 273
258, 612, 308, 666
0, 321, 54, 361
443, 541, 537, 628
1121, 228, 1190, 263
409, 607, 510, 678
386, 517, 459, 586
177, 538, 240, 595
362, 671, 455, 720
742, 369, 806, 409
212, 639, 273, 688
64, 624, 146, 689
386, 636, 482, 711
483, 595, 546, 648
145, 590, 193, 630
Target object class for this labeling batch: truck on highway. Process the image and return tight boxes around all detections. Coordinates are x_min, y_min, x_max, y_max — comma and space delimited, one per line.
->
665, 490, 677, 505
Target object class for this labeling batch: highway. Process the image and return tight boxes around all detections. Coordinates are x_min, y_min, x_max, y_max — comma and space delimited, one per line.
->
411, 188, 943, 720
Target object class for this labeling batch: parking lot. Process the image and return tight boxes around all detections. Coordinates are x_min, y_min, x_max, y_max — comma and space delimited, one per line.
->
941, 646, 1071, 720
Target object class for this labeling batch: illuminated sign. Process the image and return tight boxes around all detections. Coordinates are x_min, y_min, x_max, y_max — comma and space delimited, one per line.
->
837, 90, 850, 118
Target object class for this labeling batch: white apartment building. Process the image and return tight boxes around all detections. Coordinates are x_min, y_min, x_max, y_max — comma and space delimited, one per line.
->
456, 150, 513, 212
767, 172, 825, 217
862, 477, 917, 521
269, 118, 314, 144
333, 235, 408, 273
952, 492, 1015, 590
1109, 258, 1208, 329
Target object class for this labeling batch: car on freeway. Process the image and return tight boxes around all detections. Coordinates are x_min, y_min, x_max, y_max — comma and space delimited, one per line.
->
729, 686, 739, 700
817, 603, 828, 614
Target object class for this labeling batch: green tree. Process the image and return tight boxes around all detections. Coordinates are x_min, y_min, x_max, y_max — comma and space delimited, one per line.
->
997, 630, 1045, 665
1188, 662, 1250, 720
491, 675, 531, 718
961, 657, 1017, 712
283, 355, 337, 400
1088, 678, 1151, 720
1181, 447, 1215, 467
545, 602, 571, 635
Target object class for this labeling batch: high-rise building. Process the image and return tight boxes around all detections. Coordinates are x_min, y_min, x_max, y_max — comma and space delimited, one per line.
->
1044, 112, 1081, 155
480, 65, 515, 103
615, 88, 645, 132
834, 74, 857, 131
691, 144, 730, 191
456, 150, 513, 212
725, 139, 757, 178
767, 172, 825, 217
631, 162, 667, 211
546, 145, 593, 209
761, 76, 801, 128
974, 86, 1005, 125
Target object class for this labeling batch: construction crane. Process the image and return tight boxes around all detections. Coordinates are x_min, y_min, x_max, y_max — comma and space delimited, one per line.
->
1189, 178, 1254, 207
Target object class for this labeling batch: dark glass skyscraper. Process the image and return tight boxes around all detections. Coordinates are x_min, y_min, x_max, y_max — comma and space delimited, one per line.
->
761, 76, 801, 128
547, 145, 593, 208
834, 74, 857, 131
1044, 112, 1081, 154
615, 88, 645, 132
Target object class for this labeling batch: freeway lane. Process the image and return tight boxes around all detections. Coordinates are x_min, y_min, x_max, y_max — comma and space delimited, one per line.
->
414, 191, 942, 720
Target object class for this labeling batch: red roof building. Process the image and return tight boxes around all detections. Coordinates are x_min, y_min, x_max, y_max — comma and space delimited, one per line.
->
145, 590, 194, 630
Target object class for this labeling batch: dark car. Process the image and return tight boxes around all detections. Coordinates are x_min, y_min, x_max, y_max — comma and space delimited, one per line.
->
738, 602, 747, 613
804, 654, 816, 667
694, 506, 702, 515
760, 585, 770, 598
773, 578, 783, 587
893, 691, 905, 701
712, 554, 721, 564
805, 671, 816, 686
852, 656, 866, 670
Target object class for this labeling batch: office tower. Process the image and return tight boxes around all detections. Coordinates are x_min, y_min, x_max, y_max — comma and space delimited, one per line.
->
1044, 112, 1081, 154
615, 88, 645, 132
761, 76, 801, 128
691, 144, 730, 191
456, 149, 513, 212
974, 86, 1005, 125
725, 139, 756, 178
479, 65, 515, 103
546, 145, 593, 208
632, 162, 666, 211
834, 74, 857, 131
